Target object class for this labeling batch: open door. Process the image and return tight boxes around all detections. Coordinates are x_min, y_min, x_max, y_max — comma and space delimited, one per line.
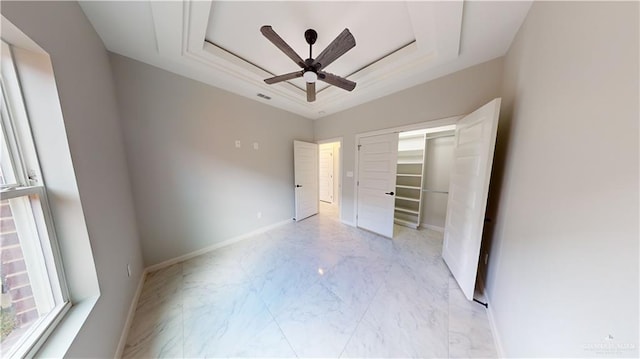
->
443, 98, 501, 300
356, 133, 398, 238
293, 140, 319, 221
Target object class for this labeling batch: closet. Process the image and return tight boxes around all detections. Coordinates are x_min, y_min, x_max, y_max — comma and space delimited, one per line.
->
394, 128, 455, 230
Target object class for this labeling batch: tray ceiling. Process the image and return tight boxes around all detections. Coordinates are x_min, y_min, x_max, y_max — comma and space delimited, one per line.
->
205, 2, 416, 92
79, 1, 532, 119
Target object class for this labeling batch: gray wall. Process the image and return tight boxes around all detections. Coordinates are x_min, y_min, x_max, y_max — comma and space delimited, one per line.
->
1, 2, 144, 357
109, 54, 314, 266
314, 58, 504, 224
485, 1, 639, 356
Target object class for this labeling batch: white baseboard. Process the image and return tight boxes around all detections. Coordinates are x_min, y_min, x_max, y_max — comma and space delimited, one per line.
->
475, 269, 504, 357
114, 269, 146, 359
114, 219, 291, 357
485, 293, 506, 358
421, 223, 445, 232
145, 219, 293, 273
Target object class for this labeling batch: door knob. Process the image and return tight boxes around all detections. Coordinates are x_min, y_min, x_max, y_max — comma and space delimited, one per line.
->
296, 185, 302, 188
385, 191, 394, 195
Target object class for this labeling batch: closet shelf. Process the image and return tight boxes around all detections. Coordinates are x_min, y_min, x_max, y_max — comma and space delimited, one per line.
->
396, 185, 420, 189
395, 195, 420, 202
394, 218, 419, 229
398, 149, 423, 155
395, 207, 419, 215
397, 173, 421, 177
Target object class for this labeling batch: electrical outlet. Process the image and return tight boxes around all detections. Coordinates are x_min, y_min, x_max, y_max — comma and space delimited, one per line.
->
127, 264, 131, 277
257, 211, 262, 219
235, 140, 241, 148
253, 142, 259, 150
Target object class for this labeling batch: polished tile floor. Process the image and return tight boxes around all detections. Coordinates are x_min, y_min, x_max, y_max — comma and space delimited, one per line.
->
123, 202, 497, 358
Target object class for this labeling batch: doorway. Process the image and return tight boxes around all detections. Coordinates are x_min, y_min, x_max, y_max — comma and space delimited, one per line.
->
394, 126, 456, 233
318, 139, 341, 220
355, 122, 456, 238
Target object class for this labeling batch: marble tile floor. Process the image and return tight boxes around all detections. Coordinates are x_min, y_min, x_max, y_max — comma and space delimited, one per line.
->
122, 211, 497, 358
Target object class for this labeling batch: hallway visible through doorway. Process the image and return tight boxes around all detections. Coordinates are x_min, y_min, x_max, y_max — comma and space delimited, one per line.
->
318, 140, 341, 220
319, 201, 339, 220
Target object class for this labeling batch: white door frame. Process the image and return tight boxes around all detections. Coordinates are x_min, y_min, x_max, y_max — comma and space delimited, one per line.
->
353, 116, 461, 225
317, 137, 343, 220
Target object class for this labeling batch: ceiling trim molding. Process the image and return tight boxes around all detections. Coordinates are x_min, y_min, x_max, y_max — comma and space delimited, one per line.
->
152, 0, 465, 117
181, 0, 311, 108
149, 1, 182, 57
81, 0, 532, 120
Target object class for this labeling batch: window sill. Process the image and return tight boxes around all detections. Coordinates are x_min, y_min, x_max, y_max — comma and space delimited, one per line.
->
33, 295, 99, 358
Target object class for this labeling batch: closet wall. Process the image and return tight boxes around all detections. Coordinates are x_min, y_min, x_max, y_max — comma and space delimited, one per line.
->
421, 135, 455, 230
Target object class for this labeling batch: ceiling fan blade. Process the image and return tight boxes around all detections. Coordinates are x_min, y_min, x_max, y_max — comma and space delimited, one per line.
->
307, 82, 316, 102
264, 71, 303, 85
312, 29, 356, 70
318, 71, 356, 91
260, 26, 305, 68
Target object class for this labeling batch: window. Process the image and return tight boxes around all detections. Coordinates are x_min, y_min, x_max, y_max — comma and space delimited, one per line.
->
0, 41, 70, 358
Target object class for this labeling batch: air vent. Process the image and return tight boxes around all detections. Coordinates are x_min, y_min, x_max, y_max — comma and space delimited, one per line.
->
257, 93, 271, 100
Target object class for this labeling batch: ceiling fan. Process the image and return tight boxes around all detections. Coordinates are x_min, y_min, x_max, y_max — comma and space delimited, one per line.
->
260, 26, 356, 102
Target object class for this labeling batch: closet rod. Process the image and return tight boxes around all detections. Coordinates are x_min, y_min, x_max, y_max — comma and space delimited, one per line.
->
422, 189, 449, 194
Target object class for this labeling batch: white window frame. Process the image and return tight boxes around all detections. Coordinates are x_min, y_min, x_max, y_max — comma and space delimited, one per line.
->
1, 41, 71, 359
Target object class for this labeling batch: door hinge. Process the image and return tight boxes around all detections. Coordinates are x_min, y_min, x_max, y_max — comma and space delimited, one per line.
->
357, 180, 359, 186
357, 144, 362, 151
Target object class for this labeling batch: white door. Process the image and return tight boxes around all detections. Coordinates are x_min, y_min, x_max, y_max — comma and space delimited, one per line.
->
294, 140, 319, 221
319, 145, 334, 203
443, 98, 501, 300
356, 133, 398, 238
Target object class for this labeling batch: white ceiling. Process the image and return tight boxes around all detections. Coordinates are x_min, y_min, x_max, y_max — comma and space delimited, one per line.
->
79, 1, 532, 120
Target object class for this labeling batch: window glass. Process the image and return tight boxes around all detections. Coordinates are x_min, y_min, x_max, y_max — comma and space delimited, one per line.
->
0, 41, 69, 358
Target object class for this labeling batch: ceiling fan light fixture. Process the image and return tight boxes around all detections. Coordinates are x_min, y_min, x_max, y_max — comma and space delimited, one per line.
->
303, 71, 317, 83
